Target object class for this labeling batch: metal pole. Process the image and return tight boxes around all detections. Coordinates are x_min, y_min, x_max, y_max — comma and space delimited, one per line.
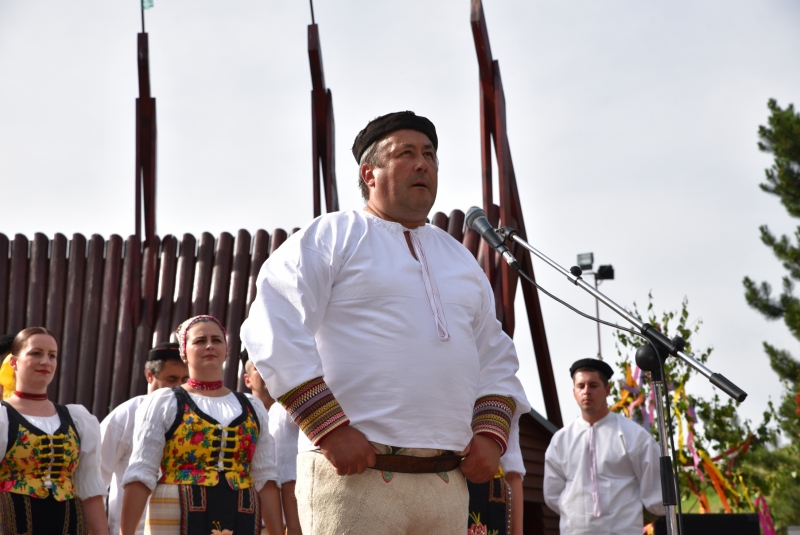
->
653, 377, 679, 535
595, 276, 601, 358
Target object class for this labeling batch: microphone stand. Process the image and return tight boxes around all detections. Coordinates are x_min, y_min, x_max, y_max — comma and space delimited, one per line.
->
494, 226, 747, 535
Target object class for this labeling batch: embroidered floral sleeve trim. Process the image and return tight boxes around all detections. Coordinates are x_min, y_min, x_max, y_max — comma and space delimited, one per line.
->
472, 394, 516, 455
278, 377, 350, 445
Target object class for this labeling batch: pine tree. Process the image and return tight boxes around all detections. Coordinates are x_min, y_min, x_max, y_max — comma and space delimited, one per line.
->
742, 98, 800, 529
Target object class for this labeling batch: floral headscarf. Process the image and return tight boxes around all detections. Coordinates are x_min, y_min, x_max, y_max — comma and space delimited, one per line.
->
176, 315, 227, 358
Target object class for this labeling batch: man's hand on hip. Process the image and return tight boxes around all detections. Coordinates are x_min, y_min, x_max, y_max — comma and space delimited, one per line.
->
318, 425, 379, 476
458, 434, 502, 483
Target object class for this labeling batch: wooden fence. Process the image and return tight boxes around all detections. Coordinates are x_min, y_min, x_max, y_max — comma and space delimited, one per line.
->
0, 210, 485, 420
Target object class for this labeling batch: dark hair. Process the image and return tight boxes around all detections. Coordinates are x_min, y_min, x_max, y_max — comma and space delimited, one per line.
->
11, 327, 57, 356
573, 366, 609, 386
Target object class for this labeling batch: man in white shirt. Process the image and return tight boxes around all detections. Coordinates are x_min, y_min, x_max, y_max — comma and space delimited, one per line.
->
242, 111, 529, 535
241, 350, 302, 535
99, 342, 188, 535
544, 358, 665, 535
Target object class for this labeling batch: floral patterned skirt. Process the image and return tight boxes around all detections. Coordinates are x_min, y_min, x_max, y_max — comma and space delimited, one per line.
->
0, 491, 87, 535
144, 481, 261, 535
466, 478, 512, 535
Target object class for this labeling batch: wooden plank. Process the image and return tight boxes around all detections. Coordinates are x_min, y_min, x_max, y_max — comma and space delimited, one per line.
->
324, 89, 339, 213
59, 234, 87, 404
225, 230, 251, 390
209, 232, 233, 323
91, 235, 123, 416
7, 234, 29, 333
430, 211, 448, 231
462, 228, 480, 258
270, 229, 288, 254
76, 235, 106, 408
26, 233, 49, 328
0, 234, 8, 332
45, 234, 68, 400
447, 209, 465, 243
191, 232, 215, 317
171, 234, 197, 331
153, 235, 178, 343
130, 237, 161, 398
246, 230, 270, 313
108, 236, 139, 414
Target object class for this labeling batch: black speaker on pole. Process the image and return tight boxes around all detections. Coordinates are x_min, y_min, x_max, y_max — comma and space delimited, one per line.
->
654, 514, 760, 535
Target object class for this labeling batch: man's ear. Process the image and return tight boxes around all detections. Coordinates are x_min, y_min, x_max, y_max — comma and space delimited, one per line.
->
361, 163, 376, 191
145, 368, 154, 384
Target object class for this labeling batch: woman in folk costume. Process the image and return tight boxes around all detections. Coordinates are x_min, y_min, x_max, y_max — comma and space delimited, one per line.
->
0, 327, 109, 535
120, 315, 282, 535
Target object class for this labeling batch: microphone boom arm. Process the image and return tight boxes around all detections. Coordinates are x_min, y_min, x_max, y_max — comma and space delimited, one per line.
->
496, 226, 747, 402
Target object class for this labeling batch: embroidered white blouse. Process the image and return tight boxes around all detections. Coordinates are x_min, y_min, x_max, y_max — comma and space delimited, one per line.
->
543, 411, 665, 535
241, 209, 530, 452
0, 403, 107, 499
122, 388, 279, 491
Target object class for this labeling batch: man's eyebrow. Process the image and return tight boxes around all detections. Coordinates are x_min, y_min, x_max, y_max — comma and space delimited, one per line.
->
396, 142, 435, 150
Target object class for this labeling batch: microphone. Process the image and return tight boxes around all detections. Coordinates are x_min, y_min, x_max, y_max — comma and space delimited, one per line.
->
466, 206, 519, 270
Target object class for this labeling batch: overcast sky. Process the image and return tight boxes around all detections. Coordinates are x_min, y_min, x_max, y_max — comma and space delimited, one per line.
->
2, 0, 800, 430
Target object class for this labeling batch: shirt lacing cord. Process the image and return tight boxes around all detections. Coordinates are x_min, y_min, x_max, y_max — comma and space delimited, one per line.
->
406, 230, 450, 341
588, 425, 601, 518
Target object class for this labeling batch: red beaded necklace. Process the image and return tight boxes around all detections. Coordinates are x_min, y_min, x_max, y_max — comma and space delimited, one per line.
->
14, 391, 48, 401
187, 378, 223, 391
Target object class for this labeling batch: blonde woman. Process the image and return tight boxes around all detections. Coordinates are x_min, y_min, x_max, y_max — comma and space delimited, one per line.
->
121, 315, 282, 535
0, 327, 108, 534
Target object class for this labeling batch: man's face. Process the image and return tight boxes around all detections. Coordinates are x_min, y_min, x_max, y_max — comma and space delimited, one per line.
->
149, 360, 189, 391
361, 129, 438, 226
244, 362, 275, 407
573, 370, 611, 418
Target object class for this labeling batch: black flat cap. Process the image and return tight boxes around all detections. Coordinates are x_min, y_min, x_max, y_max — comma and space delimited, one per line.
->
570, 358, 614, 381
351, 111, 437, 163
148, 342, 181, 362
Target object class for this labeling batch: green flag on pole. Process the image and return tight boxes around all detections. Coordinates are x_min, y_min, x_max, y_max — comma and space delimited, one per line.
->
142, 0, 153, 9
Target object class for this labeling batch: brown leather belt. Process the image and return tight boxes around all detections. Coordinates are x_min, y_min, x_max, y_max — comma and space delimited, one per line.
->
370, 453, 463, 474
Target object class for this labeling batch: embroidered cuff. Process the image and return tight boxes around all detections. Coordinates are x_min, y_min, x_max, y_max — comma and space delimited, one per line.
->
278, 377, 350, 446
471, 394, 516, 455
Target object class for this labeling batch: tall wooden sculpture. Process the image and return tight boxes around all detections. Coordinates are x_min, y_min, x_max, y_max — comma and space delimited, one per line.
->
309, 3, 339, 217
471, 0, 562, 428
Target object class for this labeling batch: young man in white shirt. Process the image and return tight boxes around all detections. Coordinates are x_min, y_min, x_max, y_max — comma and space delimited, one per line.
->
544, 358, 665, 535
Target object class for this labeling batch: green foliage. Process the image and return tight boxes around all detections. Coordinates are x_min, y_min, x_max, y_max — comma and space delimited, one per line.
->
611, 295, 777, 517
742, 99, 800, 532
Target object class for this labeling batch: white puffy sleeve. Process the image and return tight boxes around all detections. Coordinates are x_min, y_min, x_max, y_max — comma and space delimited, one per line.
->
628, 424, 666, 515
122, 388, 177, 491
0, 404, 8, 457
67, 404, 107, 499
500, 415, 526, 476
246, 394, 279, 491
470, 259, 530, 416
543, 432, 566, 515
240, 230, 335, 400
269, 403, 300, 484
